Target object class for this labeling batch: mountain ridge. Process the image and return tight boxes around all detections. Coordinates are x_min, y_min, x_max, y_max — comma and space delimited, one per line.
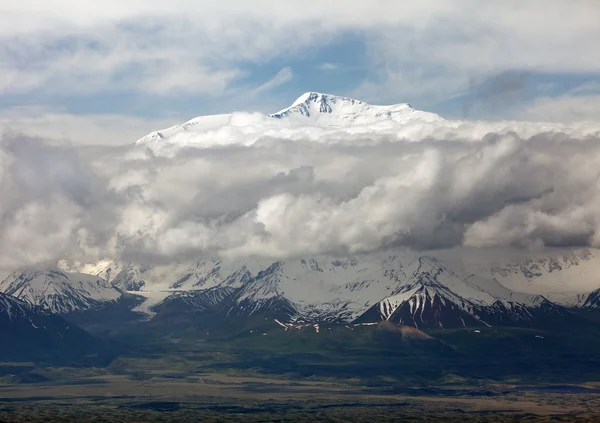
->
0, 268, 121, 314
134, 92, 444, 145
3, 251, 599, 331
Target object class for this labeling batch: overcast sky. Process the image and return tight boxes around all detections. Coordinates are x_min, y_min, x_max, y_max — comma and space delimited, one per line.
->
1, 0, 599, 144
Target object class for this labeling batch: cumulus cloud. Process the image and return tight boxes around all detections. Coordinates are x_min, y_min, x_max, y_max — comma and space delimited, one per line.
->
2, 114, 600, 272
0, 135, 119, 269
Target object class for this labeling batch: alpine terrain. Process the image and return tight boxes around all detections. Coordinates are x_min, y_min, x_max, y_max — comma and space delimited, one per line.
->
0, 268, 121, 314
9, 251, 591, 333
2, 93, 600, 335
0, 292, 101, 362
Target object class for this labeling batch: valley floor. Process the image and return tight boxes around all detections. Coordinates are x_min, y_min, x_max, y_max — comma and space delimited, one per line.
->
1, 373, 600, 422
3, 320, 600, 422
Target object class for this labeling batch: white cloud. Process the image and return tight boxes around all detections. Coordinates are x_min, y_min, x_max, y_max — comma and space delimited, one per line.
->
1, 1, 599, 103
522, 94, 600, 122
3, 111, 600, 271
353, 2, 600, 104
0, 107, 181, 145
1, 2, 600, 272
318, 63, 338, 71
250, 67, 293, 95
569, 81, 600, 95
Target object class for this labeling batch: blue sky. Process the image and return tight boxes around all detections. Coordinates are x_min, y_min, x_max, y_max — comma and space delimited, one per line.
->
1, 1, 599, 144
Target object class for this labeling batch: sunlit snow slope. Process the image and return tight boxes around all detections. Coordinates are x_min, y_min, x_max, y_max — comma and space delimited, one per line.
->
0, 269, 121, 314
134, 92, 445, 148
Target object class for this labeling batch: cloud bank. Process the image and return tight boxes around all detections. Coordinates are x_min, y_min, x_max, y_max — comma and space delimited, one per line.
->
2, 114, 600, 272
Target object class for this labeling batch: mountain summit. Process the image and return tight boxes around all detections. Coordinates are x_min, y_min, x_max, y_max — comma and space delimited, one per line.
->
270, 92, 442, 126
135, 92, 443, 145
0, 268, 121, 314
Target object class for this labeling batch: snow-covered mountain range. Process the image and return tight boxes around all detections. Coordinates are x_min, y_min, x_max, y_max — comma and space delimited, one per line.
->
2, 93, 600, 331
438, 249, 600, 305
3, 249, 597, 330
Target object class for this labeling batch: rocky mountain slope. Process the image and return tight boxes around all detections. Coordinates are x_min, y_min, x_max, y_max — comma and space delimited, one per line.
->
0, 292, 100, 362
583, 288, 600, 309
270, 92, 443, 125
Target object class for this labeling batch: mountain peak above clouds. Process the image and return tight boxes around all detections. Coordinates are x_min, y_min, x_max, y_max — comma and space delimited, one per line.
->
270, 91, 445, 125
272, 91, 416, 121
134, 92, 444, 145
272, 91, 380, 115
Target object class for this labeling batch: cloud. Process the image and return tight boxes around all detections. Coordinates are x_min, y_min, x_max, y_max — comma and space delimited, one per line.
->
569, 81, 600, 95
1, 1, 600, 107
250, 67, 293, 95
0, 135, 119, 270
349, 2, 600, 105
0, 107, 181, 145
3, 112, 600, 272
462, 71, 530, 118
522, 93, 600, 122
318, 63, 338, 71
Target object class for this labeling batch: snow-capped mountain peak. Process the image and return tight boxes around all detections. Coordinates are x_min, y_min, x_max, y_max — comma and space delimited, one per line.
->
0, 268, 121, 314
272, 91, 442, 126
273, 92, 377, 115
134, 92, 444, 146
